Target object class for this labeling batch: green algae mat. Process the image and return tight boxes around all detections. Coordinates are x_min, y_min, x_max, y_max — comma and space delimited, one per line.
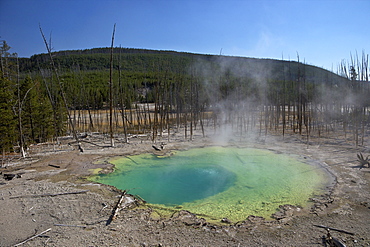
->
91, 146, 331, 223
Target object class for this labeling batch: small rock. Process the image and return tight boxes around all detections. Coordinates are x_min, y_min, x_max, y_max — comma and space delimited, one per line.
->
246, 215, 265, 223
272, 204, 299, 220
171, 210, 206, 226
221, 218, 231, 224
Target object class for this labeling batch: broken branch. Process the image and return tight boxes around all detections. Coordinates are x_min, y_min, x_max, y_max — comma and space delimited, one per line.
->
14, 228, 52, 246
48, 164, 61, 168
54, 223, 86, 228
106, 190, 126, 226
10, 190, 89, 199
313, 224, 355, 235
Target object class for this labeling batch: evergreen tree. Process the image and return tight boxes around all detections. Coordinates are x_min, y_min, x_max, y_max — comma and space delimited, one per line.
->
20, 76, 55, 144
30, 79, 55, 142
0, 73, 16, 154
0, 40, 12, 77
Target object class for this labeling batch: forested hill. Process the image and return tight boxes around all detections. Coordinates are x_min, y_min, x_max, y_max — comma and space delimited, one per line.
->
3, 44, 367, 154
19, 47, 345, 83
19, 48, 195, 73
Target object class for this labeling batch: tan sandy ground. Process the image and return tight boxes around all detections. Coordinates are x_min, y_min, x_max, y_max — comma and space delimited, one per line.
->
0, 129, 369, 246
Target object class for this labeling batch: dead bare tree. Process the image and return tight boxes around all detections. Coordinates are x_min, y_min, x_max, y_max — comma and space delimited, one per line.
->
15, 55, 26, 158
117, 45, 128, 142
109, 24, 116, 147
39, 25, 82, 152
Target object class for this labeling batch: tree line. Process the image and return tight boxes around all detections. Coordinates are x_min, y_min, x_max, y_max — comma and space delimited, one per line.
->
1, 40, 369, 156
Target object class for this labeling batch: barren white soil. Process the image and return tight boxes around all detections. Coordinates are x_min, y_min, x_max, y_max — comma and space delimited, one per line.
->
1, 129, 369, 246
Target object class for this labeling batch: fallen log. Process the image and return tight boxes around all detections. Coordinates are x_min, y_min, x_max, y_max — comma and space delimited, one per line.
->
152, 145, 161, 151
69, 140, 110, 148
106, 190, 126, 226
10, 190, 89, 199
313, 224, 355, 235
14, 228, 52, 246
125, 156, 139, 165
48, 164, 61, 168
149, 204, 216, 220
54, 223, 86, 228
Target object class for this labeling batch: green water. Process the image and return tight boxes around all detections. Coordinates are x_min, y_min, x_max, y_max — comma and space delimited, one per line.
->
91, 147, 330, 222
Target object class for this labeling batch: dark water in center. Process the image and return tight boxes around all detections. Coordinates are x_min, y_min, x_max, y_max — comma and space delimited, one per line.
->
113, 164, 236, 205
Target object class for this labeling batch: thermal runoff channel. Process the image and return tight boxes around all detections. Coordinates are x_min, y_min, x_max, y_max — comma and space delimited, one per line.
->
93, 147, 331, 222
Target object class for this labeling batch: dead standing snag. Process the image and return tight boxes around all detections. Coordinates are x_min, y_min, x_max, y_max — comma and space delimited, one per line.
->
39, 25, 82, 152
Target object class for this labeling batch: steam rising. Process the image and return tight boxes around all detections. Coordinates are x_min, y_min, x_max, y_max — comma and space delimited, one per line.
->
188, 53, 369, 146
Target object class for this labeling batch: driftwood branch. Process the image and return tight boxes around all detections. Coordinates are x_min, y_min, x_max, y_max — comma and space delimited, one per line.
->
48, 164, 60, 168
313, 224, 355, 235
149, 204, 216, 220
68, 140, 110, 148
152, 145, 161, 151
10, 190, 89, 199
54, 223, 86, 228
14, 228, 52, 246
106, 190, 126, 226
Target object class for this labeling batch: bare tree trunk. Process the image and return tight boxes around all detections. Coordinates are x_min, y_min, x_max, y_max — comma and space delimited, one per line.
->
109, 24, 116, 147
16, 56, 26, 158
39, 25, 82, 152
117, 46, 128, 143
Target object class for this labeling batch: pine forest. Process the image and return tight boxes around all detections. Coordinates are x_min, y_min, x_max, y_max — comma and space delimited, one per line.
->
1, 40, 369, 157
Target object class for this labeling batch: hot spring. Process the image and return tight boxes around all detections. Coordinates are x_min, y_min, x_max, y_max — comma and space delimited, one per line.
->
91, 146, 332, 222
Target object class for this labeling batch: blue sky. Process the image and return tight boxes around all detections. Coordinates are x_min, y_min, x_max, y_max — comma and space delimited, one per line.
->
1, 0, 369, 71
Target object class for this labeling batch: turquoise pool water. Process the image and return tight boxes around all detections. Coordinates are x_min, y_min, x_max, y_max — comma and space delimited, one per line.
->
91, 146, 330, 222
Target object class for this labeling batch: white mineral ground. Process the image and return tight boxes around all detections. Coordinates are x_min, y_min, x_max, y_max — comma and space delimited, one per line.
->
0, 127, 369, 246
